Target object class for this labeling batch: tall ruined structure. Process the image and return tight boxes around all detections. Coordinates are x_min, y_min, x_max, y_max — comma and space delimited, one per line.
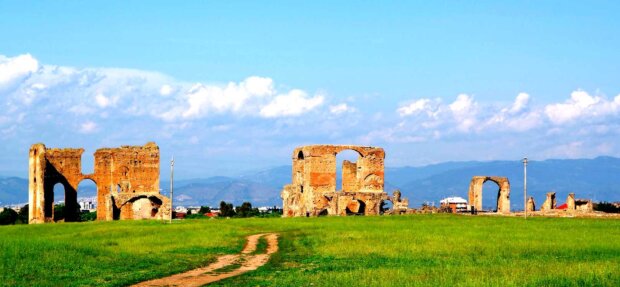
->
28, 142, 171, 224
467, 176, 511, 214
281, 145, 397, 217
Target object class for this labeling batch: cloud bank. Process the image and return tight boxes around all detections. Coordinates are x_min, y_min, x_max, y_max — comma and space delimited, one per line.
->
1, 53, 620, 177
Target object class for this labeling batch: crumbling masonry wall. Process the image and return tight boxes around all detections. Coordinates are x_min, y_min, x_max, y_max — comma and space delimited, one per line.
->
28, 142, 170, 224
541, 192, 557, 212
467, 176, 511, 214
526, 196, 536, 212
281, 145, 395, 217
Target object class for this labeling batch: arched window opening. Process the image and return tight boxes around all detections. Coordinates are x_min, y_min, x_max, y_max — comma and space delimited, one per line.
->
77, 179, 97, 213
335, 150, 361, 192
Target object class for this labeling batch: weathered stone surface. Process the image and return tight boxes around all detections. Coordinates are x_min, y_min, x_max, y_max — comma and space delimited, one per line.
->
566, 193, 576, 210
575, 199, 593, 213
389, 190, 409, 215
281, 145, 403, 217
467, 176, 511, 214
28, 142, 171, 224
541, 192, 557, 212
526, 196, 536, 212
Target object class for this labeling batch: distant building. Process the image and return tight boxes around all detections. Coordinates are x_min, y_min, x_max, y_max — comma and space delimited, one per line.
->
440, 196, 468, 213
175, 206, 188, 213
78, 198, 97, 212
186, 207, 201, 214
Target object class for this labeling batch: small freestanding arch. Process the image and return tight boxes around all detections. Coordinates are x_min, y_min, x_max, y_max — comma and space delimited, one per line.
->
468, 176, 511, 214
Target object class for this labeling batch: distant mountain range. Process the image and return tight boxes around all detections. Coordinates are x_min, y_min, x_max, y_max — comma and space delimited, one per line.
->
2, 157, 620, 209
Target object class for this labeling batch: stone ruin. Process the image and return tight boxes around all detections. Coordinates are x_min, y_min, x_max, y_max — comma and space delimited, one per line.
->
540, 192, 557, 211
538, 192, 593, 214
387, 190, 409, 215
281, 145, 407, 217
467, 176, 511, 214
526, 196, 536, 212
28, 142, 171, 224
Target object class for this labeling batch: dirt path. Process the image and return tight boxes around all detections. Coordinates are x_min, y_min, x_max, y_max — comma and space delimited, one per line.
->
132, 233, 279, 287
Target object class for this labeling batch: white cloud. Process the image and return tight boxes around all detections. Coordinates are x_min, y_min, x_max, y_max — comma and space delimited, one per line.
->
79, 121, 97, 133
449, 94, 477, 132
3, 53, 620, 169
0, 54, 39, 91
397, 99, 436, 117
0, 54, 325, 122
509, 93, 530, 114
329, 103, 355, 114
486, 93, 542, 132
159, 84, 173, 96
544, 90, 620, 124
182, 76, 275, 118
95, 93, 114, 108
260, 90, 324, 118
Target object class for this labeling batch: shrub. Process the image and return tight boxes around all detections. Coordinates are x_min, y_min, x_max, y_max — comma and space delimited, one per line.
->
0, 208, 18, 225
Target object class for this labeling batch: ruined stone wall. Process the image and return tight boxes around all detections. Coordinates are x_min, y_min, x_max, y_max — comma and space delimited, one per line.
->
575, 199, 593, 213
28, 144, 47, 223
94, 142, 160, 220
526, 196, 536, 212
566, 193, 576, 210
342, 160, 358, 192
282, 145, 391, 217
467, 176, 511, 214
28, 142, 170, 224
541, 192, 557, 212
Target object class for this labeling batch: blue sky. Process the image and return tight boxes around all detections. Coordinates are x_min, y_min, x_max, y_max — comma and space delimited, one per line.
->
1, 1, 620, 178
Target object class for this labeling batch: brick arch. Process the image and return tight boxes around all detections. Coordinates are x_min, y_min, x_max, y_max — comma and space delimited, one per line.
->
468, 176, 511, 213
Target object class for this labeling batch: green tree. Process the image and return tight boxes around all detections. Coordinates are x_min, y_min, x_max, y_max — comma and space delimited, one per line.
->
198, 206, 211, 214
0, 208, 18, 225
18, 204, 29, 223
80, 211, 97, 221
54, 204, 65, 222
235, 202, 259, 218
219, 201, 236, 217
593, 202, 620, 213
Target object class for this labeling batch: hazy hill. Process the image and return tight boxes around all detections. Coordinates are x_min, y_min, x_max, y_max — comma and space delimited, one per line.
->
2, 157, 620, 208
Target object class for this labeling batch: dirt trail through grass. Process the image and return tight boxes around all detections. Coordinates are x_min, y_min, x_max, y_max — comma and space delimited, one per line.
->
131, 233, 278, 287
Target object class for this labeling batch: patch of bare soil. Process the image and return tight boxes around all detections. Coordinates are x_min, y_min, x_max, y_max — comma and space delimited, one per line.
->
131, 233, 279, 287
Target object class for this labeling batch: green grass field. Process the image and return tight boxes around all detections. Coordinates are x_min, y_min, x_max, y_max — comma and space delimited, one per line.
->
1, 215, 619, 286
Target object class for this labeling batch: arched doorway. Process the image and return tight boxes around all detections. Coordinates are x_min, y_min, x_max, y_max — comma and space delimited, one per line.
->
77, 178, 97, 216
482, 180, 501, 212
49, 182, 65, 221
345, 199, 366, 215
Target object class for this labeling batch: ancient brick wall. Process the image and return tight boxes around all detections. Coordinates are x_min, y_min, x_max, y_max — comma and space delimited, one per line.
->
282, 145, 392, 217
28, 142, 170, 224
541, 192, 557, 212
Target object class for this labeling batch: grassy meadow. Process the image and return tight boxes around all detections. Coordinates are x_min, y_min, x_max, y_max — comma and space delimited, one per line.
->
1, 215, 619, 286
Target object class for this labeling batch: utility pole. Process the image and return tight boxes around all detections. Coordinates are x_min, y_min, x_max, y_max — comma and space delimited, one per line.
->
523, 157, 528, 220
170, 156, 174, 224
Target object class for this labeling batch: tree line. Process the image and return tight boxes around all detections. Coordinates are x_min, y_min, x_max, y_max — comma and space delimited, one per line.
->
0, 204, 97, 225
